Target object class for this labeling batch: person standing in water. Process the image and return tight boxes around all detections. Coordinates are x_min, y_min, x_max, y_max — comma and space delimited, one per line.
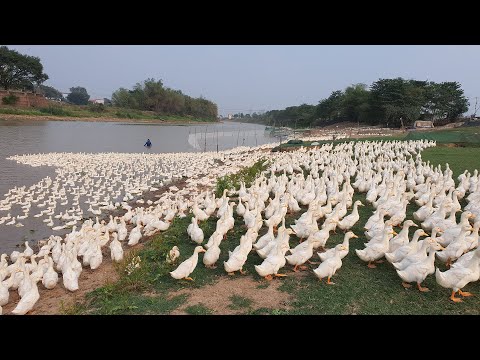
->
144, 138, 152, 147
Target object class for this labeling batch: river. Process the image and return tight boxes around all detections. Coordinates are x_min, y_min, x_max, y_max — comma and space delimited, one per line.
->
0, 120, 277, 253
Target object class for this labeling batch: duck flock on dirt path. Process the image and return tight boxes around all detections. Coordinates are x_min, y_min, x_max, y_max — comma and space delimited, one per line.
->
1, 138, 480, 314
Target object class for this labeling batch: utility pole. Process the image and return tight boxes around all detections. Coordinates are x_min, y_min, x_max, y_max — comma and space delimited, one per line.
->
473, 97, 479, 118
204, 126, 208, 152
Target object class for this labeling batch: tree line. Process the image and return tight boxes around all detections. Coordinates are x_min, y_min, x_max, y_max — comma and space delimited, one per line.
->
111, 78, 218, 120
0, 46, 218, 120
233, 78, 469, 128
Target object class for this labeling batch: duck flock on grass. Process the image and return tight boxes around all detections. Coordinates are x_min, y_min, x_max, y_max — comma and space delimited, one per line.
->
1, 139, 480, 314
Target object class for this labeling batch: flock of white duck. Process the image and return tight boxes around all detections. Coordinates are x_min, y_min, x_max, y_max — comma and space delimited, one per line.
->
169, 139, 480, 304
1, 138, 480, 314
0, 144, 273, 314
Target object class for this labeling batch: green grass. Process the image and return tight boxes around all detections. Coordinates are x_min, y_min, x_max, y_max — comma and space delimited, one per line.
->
215, 158, 269, 197
421, 147, 480, 178
0, 104, 217, 122
228, 295, 253, 310
267, 191, 480, 315
405, 126, 480, 144
185, 303, 214, 315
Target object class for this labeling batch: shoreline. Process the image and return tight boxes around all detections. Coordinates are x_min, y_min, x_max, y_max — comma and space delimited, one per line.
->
0, 113, 220, 125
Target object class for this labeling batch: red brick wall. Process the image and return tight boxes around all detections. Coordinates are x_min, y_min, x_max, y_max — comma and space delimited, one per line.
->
0, 90, 49, 108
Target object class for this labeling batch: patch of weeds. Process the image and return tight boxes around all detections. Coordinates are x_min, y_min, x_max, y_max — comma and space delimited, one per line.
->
185, 303, 214, 315
59, 299, 86, 315
228, 295, 253, 310
270, 308, 291, 315
215, 158, 269, 197
256, 282, 270, 289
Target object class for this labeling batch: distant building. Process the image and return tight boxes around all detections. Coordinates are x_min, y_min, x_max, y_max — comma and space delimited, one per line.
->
89, 98, 105, 105
414, 120, 434, 129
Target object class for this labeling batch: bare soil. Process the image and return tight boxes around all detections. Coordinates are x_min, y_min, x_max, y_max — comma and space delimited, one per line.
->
170, 275, 294, 315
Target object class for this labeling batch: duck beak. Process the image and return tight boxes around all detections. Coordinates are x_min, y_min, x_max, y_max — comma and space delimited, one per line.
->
412, 223, 418, 227
352, 234, 359, 238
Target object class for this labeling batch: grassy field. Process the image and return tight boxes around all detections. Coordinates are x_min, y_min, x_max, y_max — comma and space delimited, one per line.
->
422, 147, 480, 178
276, 125, 480, 151
0, 104, 217, 122
66, 144, 480, 315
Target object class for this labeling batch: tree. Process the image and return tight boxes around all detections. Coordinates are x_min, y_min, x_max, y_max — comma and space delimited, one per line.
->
111, 78, 218, 119
37, 84, 64, 100
341, 84, 370, 125
0, 46, 49, 90
429, 82, 469, 122
315, 90, 345, 122
67, 86, 90, 105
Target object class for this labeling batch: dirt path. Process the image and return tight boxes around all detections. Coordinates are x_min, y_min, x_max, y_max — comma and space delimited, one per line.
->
2, 249, 120, 315
169, 276, 294, 315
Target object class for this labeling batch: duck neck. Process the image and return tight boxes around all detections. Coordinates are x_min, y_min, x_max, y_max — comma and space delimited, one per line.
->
352, 203, 359, 215
411, 232, 422, 244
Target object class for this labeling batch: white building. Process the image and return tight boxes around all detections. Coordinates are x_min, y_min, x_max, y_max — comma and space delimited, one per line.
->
89, 98, 105, 105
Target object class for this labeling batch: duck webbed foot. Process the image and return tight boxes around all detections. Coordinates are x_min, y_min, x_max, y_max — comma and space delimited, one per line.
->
451, 290, 463, 302
417, 283, 430, 292
326, 276, 335, 285
459, 289, 473, 297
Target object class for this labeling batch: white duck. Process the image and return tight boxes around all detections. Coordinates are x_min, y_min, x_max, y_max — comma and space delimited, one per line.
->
319, 231, 358, 261
385, 229, 428, 264
437, 212, 475, 246
189, 218, 204, 244
224, 235, 251, 275
254, 242, 290, 280
192, 200, 209, 221
436, 224, 474, 266
117, 218, 128, 241
203, 243, 221, 269
393, 238, 442, 271
285, 239, 315, 272
11, 271, 41, 315
127, 224, 143, 246
109, 233, 124, 262
170, 246, 206, 280
396, 241, 445, 292
337, 200, 364, 231
42, 257, 59, 290
436, 247, 480, 302
313, 244, 347, 284
253, 223, 275, 250
356, 229, 396, 268
388, 220, 418, 253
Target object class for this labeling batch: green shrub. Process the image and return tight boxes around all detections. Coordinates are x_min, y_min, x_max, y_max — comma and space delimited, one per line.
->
88, 103, 106, 113
39, 106, 74, 117
2, 94, 19, 105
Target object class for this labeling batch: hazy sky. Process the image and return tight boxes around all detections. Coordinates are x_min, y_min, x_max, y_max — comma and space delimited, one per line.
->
6, 45, 480, 115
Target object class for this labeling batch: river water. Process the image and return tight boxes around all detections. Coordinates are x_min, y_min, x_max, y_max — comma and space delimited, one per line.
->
0, 120, 277, 253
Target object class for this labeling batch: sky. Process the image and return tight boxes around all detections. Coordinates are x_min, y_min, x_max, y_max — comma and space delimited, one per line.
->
6, 45, 480, 115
